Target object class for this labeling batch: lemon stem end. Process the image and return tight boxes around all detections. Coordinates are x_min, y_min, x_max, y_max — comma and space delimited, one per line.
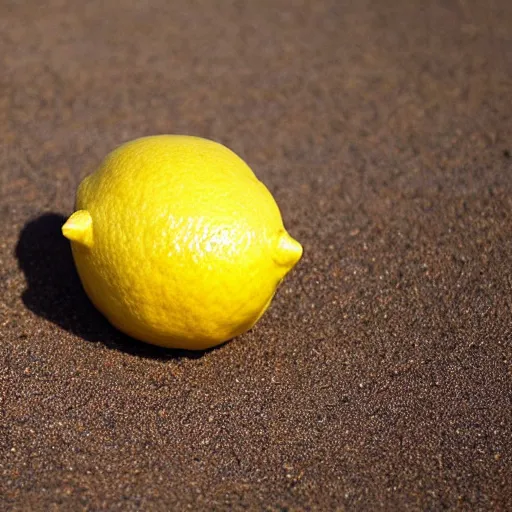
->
274, 232, 303, 268
62, 210, 94, 248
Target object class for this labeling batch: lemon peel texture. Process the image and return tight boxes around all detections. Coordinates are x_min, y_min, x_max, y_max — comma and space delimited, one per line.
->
63, 135, 302, 350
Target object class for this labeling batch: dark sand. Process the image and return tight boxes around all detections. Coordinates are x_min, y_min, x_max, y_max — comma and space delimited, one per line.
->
1, 0, 512, 510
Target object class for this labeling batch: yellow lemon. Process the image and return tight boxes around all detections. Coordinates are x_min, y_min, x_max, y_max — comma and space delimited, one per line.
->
62, 135, 302, 350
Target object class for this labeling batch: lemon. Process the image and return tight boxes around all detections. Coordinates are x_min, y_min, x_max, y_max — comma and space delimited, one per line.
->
62, 135, 302, 350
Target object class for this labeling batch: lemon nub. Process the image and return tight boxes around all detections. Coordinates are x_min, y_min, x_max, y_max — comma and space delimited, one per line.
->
273, 231, 303, 268
62, 210, 94, 248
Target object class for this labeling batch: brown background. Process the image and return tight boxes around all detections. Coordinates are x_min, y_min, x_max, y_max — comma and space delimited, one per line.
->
1, 0, 511, 510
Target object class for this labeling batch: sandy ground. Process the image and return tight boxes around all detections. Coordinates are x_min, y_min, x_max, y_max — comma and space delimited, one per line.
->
1, 0, 511, 510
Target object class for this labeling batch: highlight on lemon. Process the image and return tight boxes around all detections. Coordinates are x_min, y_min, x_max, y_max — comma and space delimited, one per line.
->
62, 135, 302, 350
